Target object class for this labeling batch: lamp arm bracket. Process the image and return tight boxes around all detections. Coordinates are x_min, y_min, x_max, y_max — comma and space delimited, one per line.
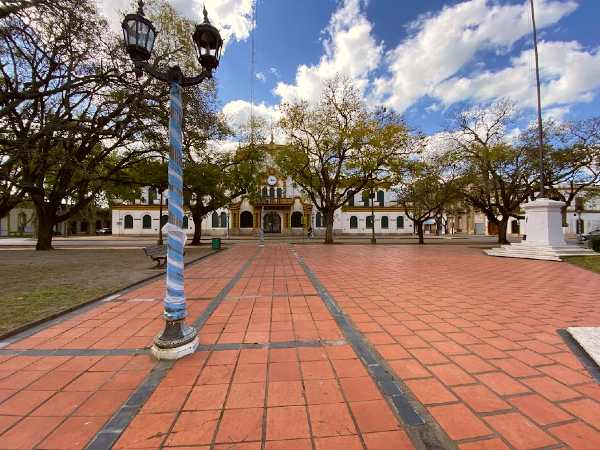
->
135, 61, 169, 83
181, 70, 212, 87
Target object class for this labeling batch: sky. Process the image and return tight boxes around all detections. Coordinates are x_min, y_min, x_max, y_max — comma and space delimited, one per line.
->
98, 0, 600, 139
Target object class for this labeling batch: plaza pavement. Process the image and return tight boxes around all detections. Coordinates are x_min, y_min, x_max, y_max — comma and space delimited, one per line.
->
0, 244, 598, 449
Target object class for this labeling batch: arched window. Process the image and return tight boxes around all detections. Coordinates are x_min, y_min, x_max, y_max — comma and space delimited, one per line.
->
182, 216, 189, 229
142, 215, 152, 229
348, 195, 354, 207
377, 190, 385, 206
350, 216, 358, 229
362, 191, 369, 206
269, 187, 275, 198
315, 212, 322, 228
240, 211, 253, 228
80, 221, 89, 233
291, 211, 303, 228
212, 212, 219, 228
397, 216, 404, 229
160, 215, 168, 227
124, 215, 133, 229
220, 212, 227, 228
381, 216, 389, 229
277, 188, 282, 198
366, 216, 374, 229
17, 212, 27, 232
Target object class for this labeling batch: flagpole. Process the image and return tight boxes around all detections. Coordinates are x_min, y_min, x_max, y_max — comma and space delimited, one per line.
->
530, 0, 545, 198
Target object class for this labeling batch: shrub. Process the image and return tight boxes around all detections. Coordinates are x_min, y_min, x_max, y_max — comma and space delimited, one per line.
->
591, 236, 600, 252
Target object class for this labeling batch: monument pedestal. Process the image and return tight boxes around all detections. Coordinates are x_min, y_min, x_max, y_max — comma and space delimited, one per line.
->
485, 198, 597, 261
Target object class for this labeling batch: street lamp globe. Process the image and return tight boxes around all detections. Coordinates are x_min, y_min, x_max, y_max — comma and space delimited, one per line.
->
193, 7, 223, 71
121, 1, 157, 63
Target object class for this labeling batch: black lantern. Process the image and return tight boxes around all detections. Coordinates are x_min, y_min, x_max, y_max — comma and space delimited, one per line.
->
193, 7, 223, 71
122, 0, 157, 63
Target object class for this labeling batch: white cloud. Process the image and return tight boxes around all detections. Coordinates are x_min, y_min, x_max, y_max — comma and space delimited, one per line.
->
274, 0, 382, 104
269, 67, 280, 78
97, 0, 255, 46
255, 72, 266, 82
222, 99, 284, 141
374, 0, 578, 113
432, 41, 600, 112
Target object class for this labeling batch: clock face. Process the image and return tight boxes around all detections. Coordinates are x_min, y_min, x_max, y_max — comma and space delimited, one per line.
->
267, 175, 277, 186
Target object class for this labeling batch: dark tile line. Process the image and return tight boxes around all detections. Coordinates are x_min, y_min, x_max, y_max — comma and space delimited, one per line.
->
85, 360, 173, 450
293, 248, 458, 450
196, 338, 347, 352
84, 247, 259, 450
0, 249, 222, 346
558, 328, 600, 384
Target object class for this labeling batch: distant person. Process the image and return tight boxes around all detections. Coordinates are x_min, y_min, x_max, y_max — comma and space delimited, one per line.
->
307, 226, 313, 239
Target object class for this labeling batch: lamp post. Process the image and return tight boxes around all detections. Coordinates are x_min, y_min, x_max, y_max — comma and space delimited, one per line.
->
122, 0, 223, 360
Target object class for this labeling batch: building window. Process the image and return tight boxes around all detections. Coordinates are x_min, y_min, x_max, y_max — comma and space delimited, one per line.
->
262, 187, 268, 198
397, 216, 404, 229
511, 220, 519, 234
277, 188, 282, 199
142, 215, 152, 229
381, 216, 388, 229
350, 216, 358, 229
148, 188, 156, 205
160, 215, 168, 227
124, 215, 133, 229
270, 187, 275, 198
220, 212, 227, 228
366, 216, 373, 229
291, 211, 303, 228
362, 191, 369, 206
95, 220, 102, 230
80, 221, 89, 233
212, 212, 219, 228
577, 219, 585, 234
182, 216, 189, 229
348, 195, 354, 207
240, 211, 253, 228
377, 190, 385, 206
315, 212, 322, 228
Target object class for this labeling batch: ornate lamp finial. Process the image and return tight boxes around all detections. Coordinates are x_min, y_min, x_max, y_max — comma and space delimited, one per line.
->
203, 5, 210, 23
137, 0, 145, 15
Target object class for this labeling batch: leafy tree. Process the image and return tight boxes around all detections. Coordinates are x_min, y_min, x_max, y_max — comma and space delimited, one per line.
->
393, 155, 461, 244
277, 76, 411, 244
450, 102, 536, 244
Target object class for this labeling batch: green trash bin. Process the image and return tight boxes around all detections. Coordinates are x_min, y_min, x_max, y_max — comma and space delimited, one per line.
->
211, 238, 221, 250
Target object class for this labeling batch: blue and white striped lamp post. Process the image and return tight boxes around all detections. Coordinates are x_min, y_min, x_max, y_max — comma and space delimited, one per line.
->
122, 0, 223, 360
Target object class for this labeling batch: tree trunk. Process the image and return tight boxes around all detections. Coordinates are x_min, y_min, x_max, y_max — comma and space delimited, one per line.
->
324, 209, 335, 244
561, 205, 568, 228
35, 207, 55, 250
498, 217, 509, 245
191, 210, 202, 245
157, 190, 164, 245
417, 221, 425, 245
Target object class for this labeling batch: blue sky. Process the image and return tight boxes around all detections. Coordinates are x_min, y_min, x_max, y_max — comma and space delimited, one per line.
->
101, 0, 600, 136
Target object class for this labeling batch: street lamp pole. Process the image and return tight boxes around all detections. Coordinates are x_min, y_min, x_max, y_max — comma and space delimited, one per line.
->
122, 0, 223, 360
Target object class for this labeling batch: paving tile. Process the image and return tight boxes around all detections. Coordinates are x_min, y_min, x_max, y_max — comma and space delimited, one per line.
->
0, 389, 55, 415
429, 363, 476, 386
452, 384, 510, 413
404, 378, 457, 405
339, 377, 382, 402
163, 410, 219, 447
458, 438, 511, 450
428, 403, 491, 441
31, 391, 91, 416
309, 403, 357, 437
330, 359, 369, 378
408, 348, 449, 365
362, 430, 415, 450
215, 407, 263, 443
561, 398, 600, 430
0, 415, 21, 434
74, 389, 132, 416
538, 364, 591, 386
268, 380, 305, 406
484, 412, 557, 449
314, 435, 363, 450
142, 386, 191, 413
508, 394, 573, 426
301, 360, 335, 380
226, 382, 265, 409
476, 372, 530, 396
304, 379, 344, 405
388, 359, 430, 379
266, 406, 310, 440
450, 355, 495, 374
265, 439, 312, 450
234, 363, 267, 384
522, 376, 581, 402
39, 415, 107, 449
491, 358, 540, 378
0, 416, 62, 449
549, 421, 600, 450
349, 400, 400, 433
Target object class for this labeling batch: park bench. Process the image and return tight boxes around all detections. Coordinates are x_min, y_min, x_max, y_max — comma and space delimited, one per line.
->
144, 244, 167, 268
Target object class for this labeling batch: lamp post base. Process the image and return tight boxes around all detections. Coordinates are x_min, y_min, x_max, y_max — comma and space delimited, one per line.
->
150, 319, 199, 360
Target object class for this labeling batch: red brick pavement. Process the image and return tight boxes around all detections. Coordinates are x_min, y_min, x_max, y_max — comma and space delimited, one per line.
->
298, 244, 600, 450
2, 243, 599, 449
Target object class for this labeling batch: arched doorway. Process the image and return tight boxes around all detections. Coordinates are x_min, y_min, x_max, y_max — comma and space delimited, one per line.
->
263, 212, 281, 233
291, 211, 303, 228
